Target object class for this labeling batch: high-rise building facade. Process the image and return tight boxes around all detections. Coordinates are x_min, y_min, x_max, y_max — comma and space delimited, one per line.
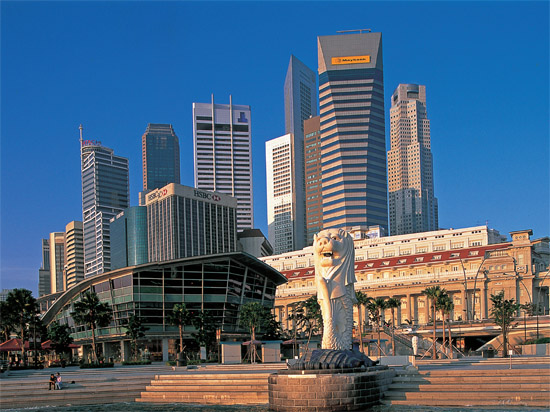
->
110, 206, 148, 270
284, 55, 317, 139
318, 32, 388, 232
388, 84, 438, 235
266, 134, 298, 254
303, 115, 322, 244
49, 232, 65, 293
38, 238, 51, 297
281, 55, 317, 251
142, 123, 180, 191
193, 96, 253, 232
145, 183, 238, 262
80, 126, 129, 277
64, 221, 85, 289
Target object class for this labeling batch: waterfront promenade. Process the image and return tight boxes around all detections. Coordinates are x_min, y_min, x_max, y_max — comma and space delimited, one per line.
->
0, 357, 548, 410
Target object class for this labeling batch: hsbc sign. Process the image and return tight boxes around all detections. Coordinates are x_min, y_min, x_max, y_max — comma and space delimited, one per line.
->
194, 190, 221, 202
147, 188, 168, 202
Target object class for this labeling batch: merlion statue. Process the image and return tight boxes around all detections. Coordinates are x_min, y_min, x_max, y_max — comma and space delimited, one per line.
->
313, 228, 357, 350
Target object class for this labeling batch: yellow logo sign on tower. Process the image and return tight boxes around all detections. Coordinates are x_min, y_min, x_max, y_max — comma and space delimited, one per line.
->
331, 55, 371, 65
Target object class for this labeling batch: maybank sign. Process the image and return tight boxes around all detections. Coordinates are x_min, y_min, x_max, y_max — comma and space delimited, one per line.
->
331, 55, 371, 65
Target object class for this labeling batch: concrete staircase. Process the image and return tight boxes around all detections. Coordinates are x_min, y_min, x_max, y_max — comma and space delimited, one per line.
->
383, 365, 550, 408
137, 371, 272, 405
0, 367, 159, 409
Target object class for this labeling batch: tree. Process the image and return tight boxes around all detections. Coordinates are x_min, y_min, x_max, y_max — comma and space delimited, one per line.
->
439, 295, 454, 358
354, 291, 370, 353
0, 300, 14, 343
5, 289, 38, 365
168, 303, 191, 354
385, 297, 401, 355
71, 291, 113, 363
190, 310, 217, 357
239, 302, 272, 363
48, 321, 74, 358
490, 291, 520, 357
124, 314, 149, 361
423, 285, 447, 359
367, 297, 387, 356
289, 296, 322, 354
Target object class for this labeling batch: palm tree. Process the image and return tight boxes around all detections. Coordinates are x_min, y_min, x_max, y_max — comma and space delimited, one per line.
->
422, 286, 447, 359
168, 303, 191, 355
385, 297, 401, 356
354, 291, 371, 353
5, 289, 38, 365
71, 291, 113, 363
367, 297, 387, 356
440, 296, 454, 358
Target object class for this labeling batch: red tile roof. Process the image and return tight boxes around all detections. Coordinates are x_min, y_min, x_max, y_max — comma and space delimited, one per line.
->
280, 243, 511, 280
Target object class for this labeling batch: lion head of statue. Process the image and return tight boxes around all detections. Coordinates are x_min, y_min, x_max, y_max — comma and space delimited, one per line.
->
313, 228, 355, 283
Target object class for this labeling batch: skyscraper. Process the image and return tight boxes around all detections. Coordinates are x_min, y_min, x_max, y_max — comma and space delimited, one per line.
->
303, 115, 322, 244
38, 238, 50, 297
388, 84, 438, 235
193, 96, 253, 231
318, 31, 388, 232
145, 183, 238, 262
80, 125, 129, 278
266, 134, 299, 254
64, 221, 84, 289
142, 123, 180, 191
284, 55, 317, 139
49, 232, 65, 293
281, 55, 317, 251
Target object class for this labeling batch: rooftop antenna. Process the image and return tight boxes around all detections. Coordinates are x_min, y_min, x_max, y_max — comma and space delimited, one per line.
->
79, 124, 83, 141
336, 29, 372, 34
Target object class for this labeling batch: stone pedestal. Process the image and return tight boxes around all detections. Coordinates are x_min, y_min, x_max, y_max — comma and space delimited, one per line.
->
268, 366, 395, 411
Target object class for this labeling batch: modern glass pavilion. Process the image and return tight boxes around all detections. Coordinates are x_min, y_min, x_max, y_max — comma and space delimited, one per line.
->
41, 252, 287, 361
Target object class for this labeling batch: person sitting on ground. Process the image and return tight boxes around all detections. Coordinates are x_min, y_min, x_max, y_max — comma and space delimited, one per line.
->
55, 372, 62, 390
49, 374, 56, 390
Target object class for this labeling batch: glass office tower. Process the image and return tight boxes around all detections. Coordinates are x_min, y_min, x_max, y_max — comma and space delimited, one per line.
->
110, 207, 148, 270
80, 126, 129, 277
142, 123, 180, 191
317, 31, 388, 232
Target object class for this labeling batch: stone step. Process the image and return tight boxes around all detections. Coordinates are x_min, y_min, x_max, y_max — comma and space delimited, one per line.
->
384, 390, 549, 401
154, 373, 272, 380
145, 384, 268, 391
418, 368, 549, 376
137, 392, 268, 404
393, 375, 549, 384
382, 399, 550, 408
1, 383, 151, 396
388, 382, 549, 391
0, 391, 144, 409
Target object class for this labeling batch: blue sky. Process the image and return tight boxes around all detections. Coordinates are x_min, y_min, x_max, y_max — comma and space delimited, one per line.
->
1, 1, 548, 295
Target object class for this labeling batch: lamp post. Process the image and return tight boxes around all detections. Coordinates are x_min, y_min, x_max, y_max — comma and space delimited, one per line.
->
459, 259, 470, 322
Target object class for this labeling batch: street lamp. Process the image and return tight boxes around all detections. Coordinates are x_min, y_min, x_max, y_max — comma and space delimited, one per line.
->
459, 254, 489, 322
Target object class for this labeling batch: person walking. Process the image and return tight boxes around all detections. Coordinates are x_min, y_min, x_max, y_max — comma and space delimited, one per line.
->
49, 374, 56, 390
55, 372, 62, 390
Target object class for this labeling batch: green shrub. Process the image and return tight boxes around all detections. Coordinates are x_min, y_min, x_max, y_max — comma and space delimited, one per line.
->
80, 362, 114, 369
524, 337, 550, 345
165, 361, 176, 366
121, 360, 152, 366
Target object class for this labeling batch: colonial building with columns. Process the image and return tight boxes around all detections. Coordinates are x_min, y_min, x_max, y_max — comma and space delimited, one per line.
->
262, 226, 549, 332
